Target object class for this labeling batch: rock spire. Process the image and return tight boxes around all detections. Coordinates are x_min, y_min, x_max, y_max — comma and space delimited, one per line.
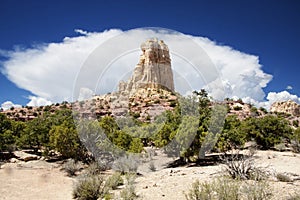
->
119, 38, 175, 93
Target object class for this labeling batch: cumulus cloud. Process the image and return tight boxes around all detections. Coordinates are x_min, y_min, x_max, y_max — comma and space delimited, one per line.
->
0, 28, 297, 109
267, 91, 300, 104
78, 87, 94, 101
1, 101, 22, 111
286, 85, 293, 90
1, 29, 122, 104
27, 96, 52, 107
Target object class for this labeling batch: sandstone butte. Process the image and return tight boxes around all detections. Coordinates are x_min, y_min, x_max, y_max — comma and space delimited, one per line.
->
118, 38, 175, 94
2, 39, 300, 122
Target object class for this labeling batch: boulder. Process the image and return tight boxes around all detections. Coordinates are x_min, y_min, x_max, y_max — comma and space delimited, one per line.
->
13, 151, 39, 162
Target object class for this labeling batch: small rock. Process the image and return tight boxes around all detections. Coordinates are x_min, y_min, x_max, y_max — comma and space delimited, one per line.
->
10, 158, 19, 163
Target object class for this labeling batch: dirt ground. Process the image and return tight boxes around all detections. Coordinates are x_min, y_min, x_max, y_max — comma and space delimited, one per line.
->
1, 150, 300, 200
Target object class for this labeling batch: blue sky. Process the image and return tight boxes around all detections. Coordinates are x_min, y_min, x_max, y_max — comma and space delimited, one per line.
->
0, 0, 300, 109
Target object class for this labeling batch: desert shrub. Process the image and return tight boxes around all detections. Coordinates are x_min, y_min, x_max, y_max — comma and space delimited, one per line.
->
73, 175, 109, 200
148, 161, 156, 172
120, 185, 138, 200
233, 106, 243, 111
154, 99, 160, 104
274, 143, 287, 151
259, 107, 268, 114
241, 181, 272, 200
63, 159, 80, 177
105, 172, 123, 190
186, 178, 272, 200
49, 121, 85, 159
216, 115, 245, 152
169, 100, 177, 107
113, 155, 139, 174
132, 112, 140, 119
0, 113, 14, 151
128, 138, 144, 153
276, 173, 292, 182
222, 150, 267, 180
293, 120, 299, 127
241, 116, 292, 150
213, 178, 240, 200
85, 162, 103, 176
185, 178, 239, 200
117, 173, 138, 200
288, 193, 300, 200
250, 106, 258, 115
124, 173, 137, 185
185, 180, 214, 200
291, 127, 300, 153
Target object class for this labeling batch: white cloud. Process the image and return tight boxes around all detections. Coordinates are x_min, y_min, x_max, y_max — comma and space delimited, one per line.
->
78, 87, 94, 101
1, 101, 22, 111
286, 85, 293, 90
0, 28, 297, 109
267, 91, 300, 104
27, 96, 52, 107
239, 91, 300, 110
1, 29, 122, 103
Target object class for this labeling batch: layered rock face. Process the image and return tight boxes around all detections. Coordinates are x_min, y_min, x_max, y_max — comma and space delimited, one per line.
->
270, 100, 300, 116
119, 38, 174, 93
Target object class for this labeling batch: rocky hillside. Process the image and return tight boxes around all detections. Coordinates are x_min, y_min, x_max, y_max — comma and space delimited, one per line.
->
270, 100, 300, 116
2, 38, 300, 127
226, 99, 267, 120
72, 88, 177, 121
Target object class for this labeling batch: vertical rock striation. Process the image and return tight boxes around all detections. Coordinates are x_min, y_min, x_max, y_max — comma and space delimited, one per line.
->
119, 38, 174, 93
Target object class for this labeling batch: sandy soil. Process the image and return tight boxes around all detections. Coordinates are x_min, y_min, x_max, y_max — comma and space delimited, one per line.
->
0, 160, 74, 200
1, 150, 300, 200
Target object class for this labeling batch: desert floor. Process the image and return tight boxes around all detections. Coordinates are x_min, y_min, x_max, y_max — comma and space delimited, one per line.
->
1, 149, 300, 200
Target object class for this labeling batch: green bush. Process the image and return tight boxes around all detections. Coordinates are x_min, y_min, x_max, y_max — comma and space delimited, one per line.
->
0, 113, 14, 151
128, 138, 144, 153
293, 120, 299, 127
259, 107, 268, 114
217, 115, 245, 152
291, 127, 300, 153
49, 121, 85, 159
241, 116, 292, 149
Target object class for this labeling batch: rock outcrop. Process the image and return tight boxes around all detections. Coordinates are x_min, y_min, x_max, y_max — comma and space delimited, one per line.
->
13, 151, 39, 162
270, 100, 300, 116
119, 38, 174, 94
2, 39, 178, 122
